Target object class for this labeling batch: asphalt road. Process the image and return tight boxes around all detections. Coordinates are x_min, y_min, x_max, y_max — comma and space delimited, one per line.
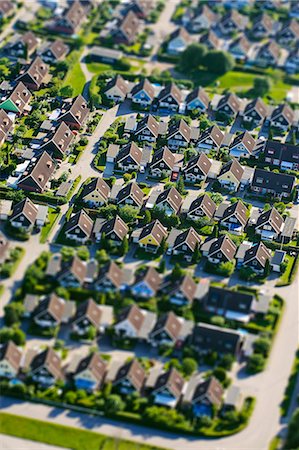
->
0, 434, 68, 450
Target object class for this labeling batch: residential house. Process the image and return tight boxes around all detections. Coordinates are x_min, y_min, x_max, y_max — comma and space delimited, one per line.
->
191, 377, 223, 417
114, 304, 146, 339
114, 11, 140, 45
185, 87, 209, 112
168, 228, 201, 262
270, 104, 294, 131
116, 182, 145, 208
130, 79, 155, 107
255, 40, 280, 67
29, 348, 63, 386
255, 207, 284, 241
202, 235, 237, 264
196, 125, 224, 152
285, 45, 299, 74
115, 142, 142, 172
73, 353, 106, 391
5, 31, 39, 58
113, 359, 146, 394
167, 27, 192, 55
219, 201, 248, 234
81, 177, 110, 206
229, 36, 251, 60
136, 219, 168, 253
58, 255, 87, 288
0, 82, 31, 115
216, 93, 241, 117
17, 57, 49, 91
278, 19, 299, 44
104, 75, 130, 103
164, 275, 197, 306
135, 114, 159, 142
189, 4, 218, 32
96, 261, 124, 292
264, 141, 299, 171
251, 168, 296, 199
0, 109, 13, 145
50, 1, 86, 35
72, 298, 105, 336
152, 368, 185, 408
39, 39, 69, 63
40, 122, 74, 159
58, 95, 90, 129
156, 83, 182, 111
242, 97, 268, 127
191, 322, 243, 356
149, 311, 183, 347
131, 267, 161, 299
251, 13, 274, 38
149, 146, 175, 178
93, 215, 128, 245
219, 10, 248, 35
17, 151, 55, 193
0, 199, 12, 221
199, 30, 220, 50
187, 194, 217, 221
204, 286, 254, 322
271, 250, 286, 273
218, 159, 244, 191
155, 187, 183, 216
33, 294, 65, 329
0, 1, 14, 18
229, 131, 257, 159
167, 119, 191, 150
243, 242, 272, 274
183, 153, 211, 183
128, 0, 154, 20
10, 198, 38, 231
64, 210, 93, 243
0, 341, 22, 379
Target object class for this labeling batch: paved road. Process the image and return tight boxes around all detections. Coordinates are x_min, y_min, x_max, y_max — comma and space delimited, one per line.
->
0, 434, 68, 450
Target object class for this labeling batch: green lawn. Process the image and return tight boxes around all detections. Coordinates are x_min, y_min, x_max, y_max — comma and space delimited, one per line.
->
86, 61, 112, 74
276, 255, 296, 287
63, 61, 86, 96
40, 207, 60, 244
0, 413, 165, 450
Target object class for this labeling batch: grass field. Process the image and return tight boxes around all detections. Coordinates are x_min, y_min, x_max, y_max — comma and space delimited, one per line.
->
63, 61, 86, 96
39, 207, 60, 244
276, 255, 296, 286
0, 413, 165, 450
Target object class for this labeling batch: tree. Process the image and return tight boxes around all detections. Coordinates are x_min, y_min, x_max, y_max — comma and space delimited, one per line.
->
95, 249, 109, 265
77, 246, 90, 261
204, 50, 235, 75
61, 247, 75, 262
247, 353, 266, 373
182, 358, 197, 377
253, 77, 272, 97
211, 315, 225, 327
143, 209, 151, 225
59, 85, 74, 98
253, 337, 271, 357
176, 176, 186, 195
218, 354, 235, 371
158, 259, 166, 273
118, 204, 139, 223
285, 408, 299, 449
120, 236, 129, 256
192, 243, 201, 264
4, 303, 24, 326
179, 43, 207, 72
171, 263, 184, 280
213, 367, 228, 384
104, 394, 125, 415
264, 259, 271, 277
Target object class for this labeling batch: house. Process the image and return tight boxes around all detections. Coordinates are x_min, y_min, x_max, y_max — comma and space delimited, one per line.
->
10, 198, 38, 231
114, 10, 140, 45
64, 210, 93, 243
229, 36, 251, 60
72, 298, 111, 335
155, 187, 183, 216
202, 235, 237, 263
255, 40, 280, 67
216, 93, 241, 117
93, 215, 128, 245
33, 294, 65, 329
168, 228, 201, 262
0, 109, 13, 144
223, 385, 243, 413
81, 177, 110, 206
149, 311, 183, 347
0, 231, 9, 264
187, 194, 217, 221
219, 10, 248, 35
0, 1, 14, 18
5, 31, 39, 58
242, 98, 268, 127
196, 125, 224, 152
167, 27, 192, 55
130, 79, 155, 107
183, 153, 211, 183
285, 45, 299, 74
96, 261, 124, 292
115, 142, 142, 172
189, 4, 218, 32
0, 82, 31, 115
17, 151, 55, 193
136, 219, 168, 253
199, 30, 220, 50
73, 353, 106, 391
278, 19, 299, 44
113, 359, 146, 394
164, 274, 197, 306
229, 131, 257, 159
243, 242, 272, 274
218, 159, 244, 191
156, 83, 182, 111
17, 57, 49, 91
116, 182, 144, 208
149, 146, 175, 178
204, 286, 254, 322
135, 114, 159, 142
0, 341, 22, 379
40, 122, 74, 159
185, 87, 209, 112
114, 304, 146, 339
39, 39, 69, 63
50, 1, 86, 35
58, 95, 90, 129
58, 255, 87, 288
131, 267, 161, 299
270, 104, 294, 131
104, 75, 130, 103
191, 377, 223, 417
167, 119, 191, 150
152, 368, 185, 408
29, 348, 63, 386
254, 207, 284, 241
271, 250, 286, 273
220, 201, 248, 234
128, 0, 154, 20
264, 141, 299, 171
251, 13, 274, 38
191, 322, 243, 356
251, 168, 296, 199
